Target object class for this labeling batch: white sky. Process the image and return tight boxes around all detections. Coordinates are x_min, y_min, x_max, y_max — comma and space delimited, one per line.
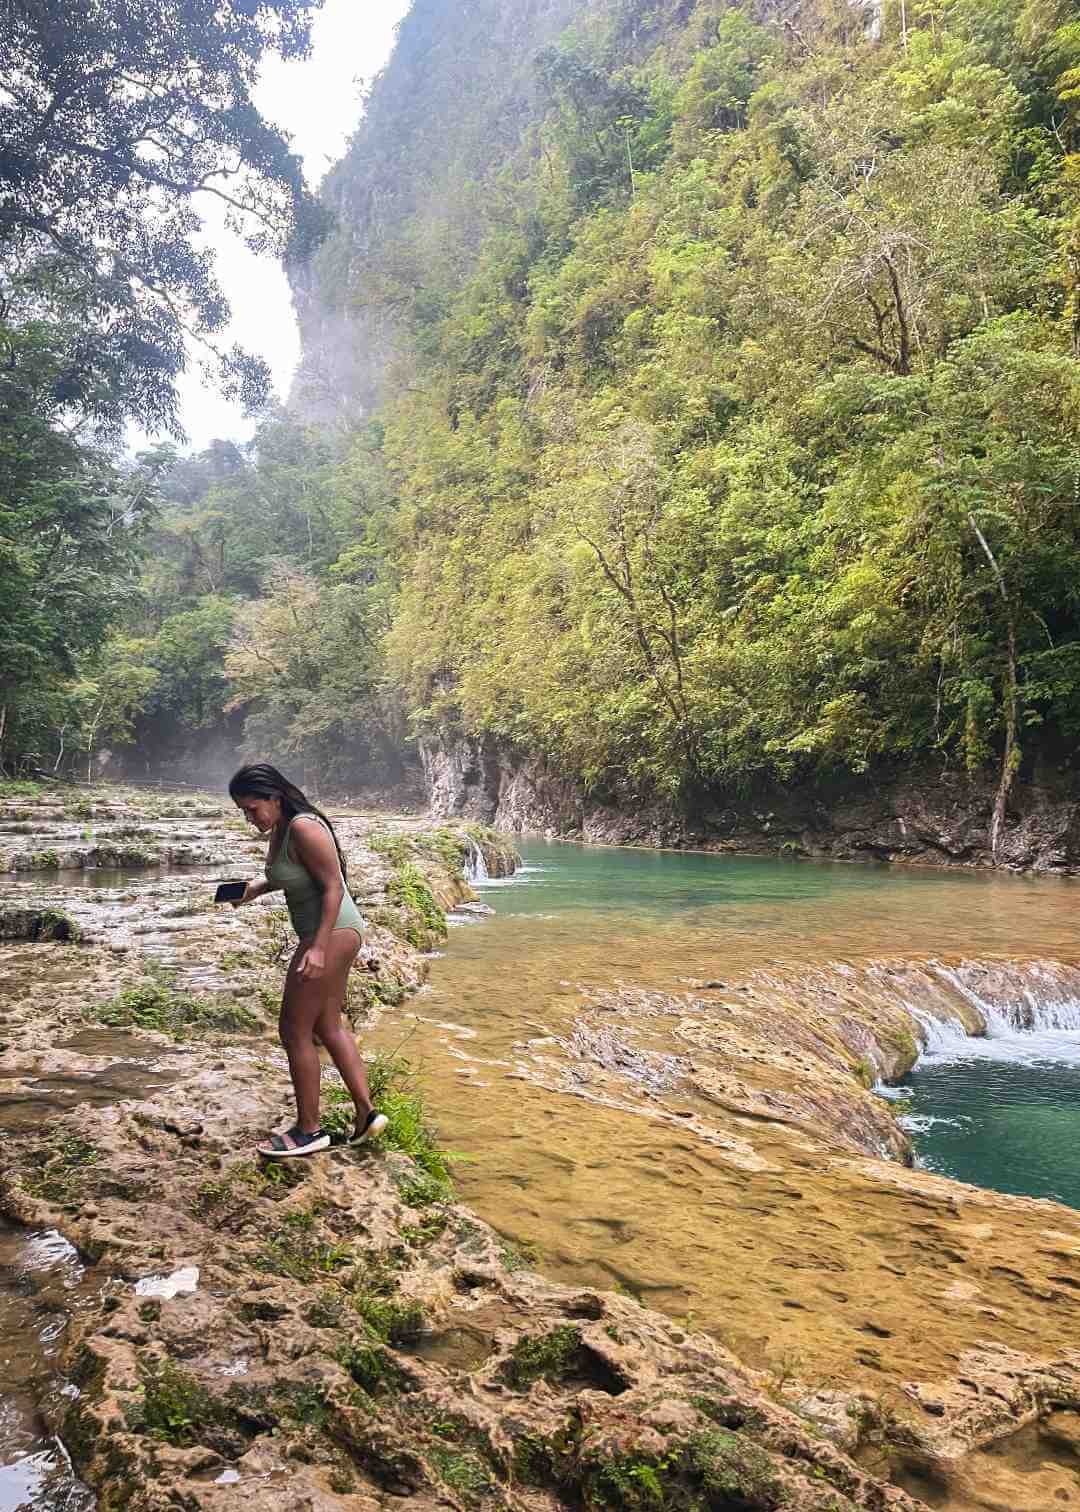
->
146, 0, 409, 453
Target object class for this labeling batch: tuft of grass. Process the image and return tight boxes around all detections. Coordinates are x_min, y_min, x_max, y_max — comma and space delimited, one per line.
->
852, 1057, 876, 1089
253, 1208, 352, 1282
508, 1326, 582, 1390
322, 1052, 455, 1197
521, 1420, 790, 1511
219, 947, 257, 972
274, 1381, 331, 1429
891, 1026, 919, 1062
369, 828, 413, 867
194, 1158, 289, 1227
383, 862, 447, 950
136, 1358, 235, 1447
591, 1452, 673, 1508
354, 1289, 426, 1346
91, 966, 257, 1039
686, 1427, 786, 1506
429, 1444, 493, 1499
23, 1134, 98, 1204
500, 1238, 540, 1272
0, 779, 45, 798
305, 1290, 347, 1329
337, 1337, 409, 1396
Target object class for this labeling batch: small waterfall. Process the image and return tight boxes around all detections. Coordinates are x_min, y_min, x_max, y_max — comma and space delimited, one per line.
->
463, 837, 489, 883
748, 956, 1080, 1078
935, 963, 1080, 1035
907, 1006, 973, 1055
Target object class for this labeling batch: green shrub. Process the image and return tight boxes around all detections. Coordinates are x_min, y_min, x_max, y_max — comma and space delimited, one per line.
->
384, 861, 447, 949
430, 1444, 493, 1498
508, 1326, 582, 1389
322, 1053, 454, 1196
23, 1134, 98, 1203
337, 1338, 409, 1396
91, 968, 257, 1039
138, 1358, 234, 1447
27, 908, 81, 942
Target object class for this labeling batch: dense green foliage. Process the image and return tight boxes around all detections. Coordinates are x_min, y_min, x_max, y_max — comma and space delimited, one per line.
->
0, 0, 328, 433
0, 1, 329, 777
8, 0, 1080, 832
338, 0, 1080, 824
109, 417, 404, 784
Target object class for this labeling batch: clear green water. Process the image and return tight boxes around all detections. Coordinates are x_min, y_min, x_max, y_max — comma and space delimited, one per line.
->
894, 1041, 1080, 1209
467, 839, 1080, 964
441, 841, 1080, 1211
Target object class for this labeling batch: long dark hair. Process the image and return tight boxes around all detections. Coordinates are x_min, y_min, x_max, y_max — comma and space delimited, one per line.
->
228, 763, 348, 883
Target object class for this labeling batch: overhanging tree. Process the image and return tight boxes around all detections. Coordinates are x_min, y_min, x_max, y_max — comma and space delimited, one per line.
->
0, 0, 331, 436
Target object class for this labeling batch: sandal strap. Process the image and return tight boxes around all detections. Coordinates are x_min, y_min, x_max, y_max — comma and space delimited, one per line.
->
268, 1125, 323, 1152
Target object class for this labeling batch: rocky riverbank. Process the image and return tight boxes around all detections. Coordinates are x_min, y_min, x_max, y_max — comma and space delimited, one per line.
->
421, 733, 1080, 874
0, 787, 1078, 1511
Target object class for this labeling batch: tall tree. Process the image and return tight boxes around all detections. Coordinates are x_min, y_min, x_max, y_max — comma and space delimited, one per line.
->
0, 0, 331, 437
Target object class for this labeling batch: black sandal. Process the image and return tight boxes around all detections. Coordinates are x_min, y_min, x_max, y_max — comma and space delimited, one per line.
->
350, 1109, 388, 1145
258, 1125, 330, 1159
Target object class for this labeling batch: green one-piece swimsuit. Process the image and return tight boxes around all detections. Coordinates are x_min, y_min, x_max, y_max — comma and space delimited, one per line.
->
266, 814, 365, 942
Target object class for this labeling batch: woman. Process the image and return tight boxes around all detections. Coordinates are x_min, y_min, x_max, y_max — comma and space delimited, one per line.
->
228, 763, 387, 1159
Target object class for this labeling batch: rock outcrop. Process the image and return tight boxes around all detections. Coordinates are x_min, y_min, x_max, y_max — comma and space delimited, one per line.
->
421, 732, 1080, 873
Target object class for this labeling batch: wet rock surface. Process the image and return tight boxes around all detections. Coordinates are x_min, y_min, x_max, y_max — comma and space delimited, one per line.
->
0, 1220, 98, 1510
0, 789, 1077, 1510
502, 957, 1080, 1504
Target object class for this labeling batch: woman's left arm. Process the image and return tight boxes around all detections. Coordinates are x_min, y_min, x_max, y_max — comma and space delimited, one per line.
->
289, 819, 344, 980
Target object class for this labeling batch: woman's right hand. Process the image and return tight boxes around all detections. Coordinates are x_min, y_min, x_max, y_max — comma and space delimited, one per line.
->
238, 879, 261, 906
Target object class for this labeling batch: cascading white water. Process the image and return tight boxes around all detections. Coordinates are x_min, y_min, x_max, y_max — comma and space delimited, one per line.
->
463, 837, 489, 883
905, 1004, 973, 1056
898, 965, 1080, 1069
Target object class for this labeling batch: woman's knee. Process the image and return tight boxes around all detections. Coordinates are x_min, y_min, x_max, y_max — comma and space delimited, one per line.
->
278, 1014, 312, 1053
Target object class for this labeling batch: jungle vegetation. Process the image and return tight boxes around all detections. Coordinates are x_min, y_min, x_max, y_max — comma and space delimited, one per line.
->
6, 0, 1080, 842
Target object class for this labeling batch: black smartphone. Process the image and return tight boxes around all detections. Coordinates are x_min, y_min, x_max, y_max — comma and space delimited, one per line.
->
214, 880, 247, 904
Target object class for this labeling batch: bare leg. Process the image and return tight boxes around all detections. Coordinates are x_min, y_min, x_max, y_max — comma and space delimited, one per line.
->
276, 932, 360, 1134
314, 935, 374, 1125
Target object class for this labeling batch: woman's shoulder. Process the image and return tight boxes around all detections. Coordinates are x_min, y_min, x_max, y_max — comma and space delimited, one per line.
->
289, 812, 330, 842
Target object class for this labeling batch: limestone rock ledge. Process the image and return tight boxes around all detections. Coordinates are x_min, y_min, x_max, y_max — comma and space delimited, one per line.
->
0, 791, 915, 1511
0, 1095, 925, 1512
1, 794, 1079, 1509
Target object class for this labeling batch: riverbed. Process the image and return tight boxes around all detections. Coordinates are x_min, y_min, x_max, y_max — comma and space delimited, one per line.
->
4, 821, 1080, 1512
368, 840, 1080, 1381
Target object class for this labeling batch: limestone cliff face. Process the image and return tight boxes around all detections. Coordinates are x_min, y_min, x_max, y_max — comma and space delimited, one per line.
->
289, 0, 583, 426
421, 729, 1080, 872
289, 0, 884, 426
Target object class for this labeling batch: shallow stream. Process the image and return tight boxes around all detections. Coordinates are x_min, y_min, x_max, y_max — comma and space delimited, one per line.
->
0, 1224, 96, 1511
368, 840, 1080, 1377
401, 840, 1080, 1199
